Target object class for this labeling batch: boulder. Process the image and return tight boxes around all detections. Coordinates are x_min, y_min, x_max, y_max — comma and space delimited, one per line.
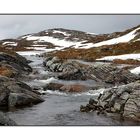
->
43, 83, 64, 91
43, 82, 90, 93
0, 76, 44, 109
60, 84, 89, 92
0, 52, 32, 78
44, 57, 87, 73
58, 69, 87, 80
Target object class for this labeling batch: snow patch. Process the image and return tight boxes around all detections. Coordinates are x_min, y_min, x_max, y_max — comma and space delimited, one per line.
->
97, 53, 140, 61
53, 30, 71, 36
31, 44, 48, 47
20, 34, 32, 39
130, 66, 140, 75
2, 41, 17, 46
17, 51, 44, 56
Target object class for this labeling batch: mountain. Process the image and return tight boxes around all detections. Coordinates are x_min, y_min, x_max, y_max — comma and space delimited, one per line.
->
0, 25, 140, 62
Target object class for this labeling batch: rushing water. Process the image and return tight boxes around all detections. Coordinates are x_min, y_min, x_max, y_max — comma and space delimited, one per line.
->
6, 53, 140, 126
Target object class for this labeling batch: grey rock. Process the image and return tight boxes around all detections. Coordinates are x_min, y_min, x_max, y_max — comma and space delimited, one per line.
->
81, 81, 140, 121
0, 112, 17, 126
0, 76, 44, 109
44, 57, 138, 84
0, 52, 32, 78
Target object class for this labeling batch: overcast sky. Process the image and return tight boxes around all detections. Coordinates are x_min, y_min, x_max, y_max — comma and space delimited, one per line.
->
0, 15, 140, 39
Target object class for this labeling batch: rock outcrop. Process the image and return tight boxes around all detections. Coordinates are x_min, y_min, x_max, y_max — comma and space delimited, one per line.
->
43, 57, 139, 84
0, 51, 43, 110
0, 51, 32, 78
80, 81, 140, 121
0, 76, 44, 109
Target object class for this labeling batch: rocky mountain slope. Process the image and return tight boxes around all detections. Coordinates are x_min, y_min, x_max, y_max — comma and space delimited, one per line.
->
0, 25, 139, 49
0, 25, 140, 62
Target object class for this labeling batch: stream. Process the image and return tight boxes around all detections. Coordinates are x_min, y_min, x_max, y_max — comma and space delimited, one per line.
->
6, 52, 140, 126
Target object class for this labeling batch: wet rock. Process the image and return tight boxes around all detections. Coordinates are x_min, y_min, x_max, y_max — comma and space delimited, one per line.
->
43, 83, 64, 91
0, 76, 44, 109
43, 82, 90, 93
0, 112, 17, 126
58, 69, 87, 80
60, 84, 89, 92
81, 81, 140, 121
89, 98, 98, 105
43, 56, 64, 72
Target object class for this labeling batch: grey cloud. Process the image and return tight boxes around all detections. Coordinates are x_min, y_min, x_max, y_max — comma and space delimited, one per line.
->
0, 15, 140, 39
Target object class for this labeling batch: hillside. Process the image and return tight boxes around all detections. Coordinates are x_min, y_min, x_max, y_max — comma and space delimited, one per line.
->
0, 25, 140, 62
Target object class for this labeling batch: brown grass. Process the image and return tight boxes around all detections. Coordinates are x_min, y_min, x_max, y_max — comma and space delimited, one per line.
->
112, 59, 140, 65
46, 41, 140, 62
0, 66, 13, 77
0, 46, 18, 57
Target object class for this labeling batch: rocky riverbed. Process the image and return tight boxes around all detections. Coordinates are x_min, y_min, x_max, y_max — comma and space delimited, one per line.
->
1, 51, 139, 126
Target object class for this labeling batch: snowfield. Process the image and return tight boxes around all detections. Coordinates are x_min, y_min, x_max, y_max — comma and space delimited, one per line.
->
97, 53, 140, 61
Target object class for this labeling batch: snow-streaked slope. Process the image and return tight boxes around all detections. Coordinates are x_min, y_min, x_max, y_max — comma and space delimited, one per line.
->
24, 27, 140, 49
26, 36, 88, 48
91, 27, 140, 47
130, 66, 140, 75
97, 53, 140, 61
